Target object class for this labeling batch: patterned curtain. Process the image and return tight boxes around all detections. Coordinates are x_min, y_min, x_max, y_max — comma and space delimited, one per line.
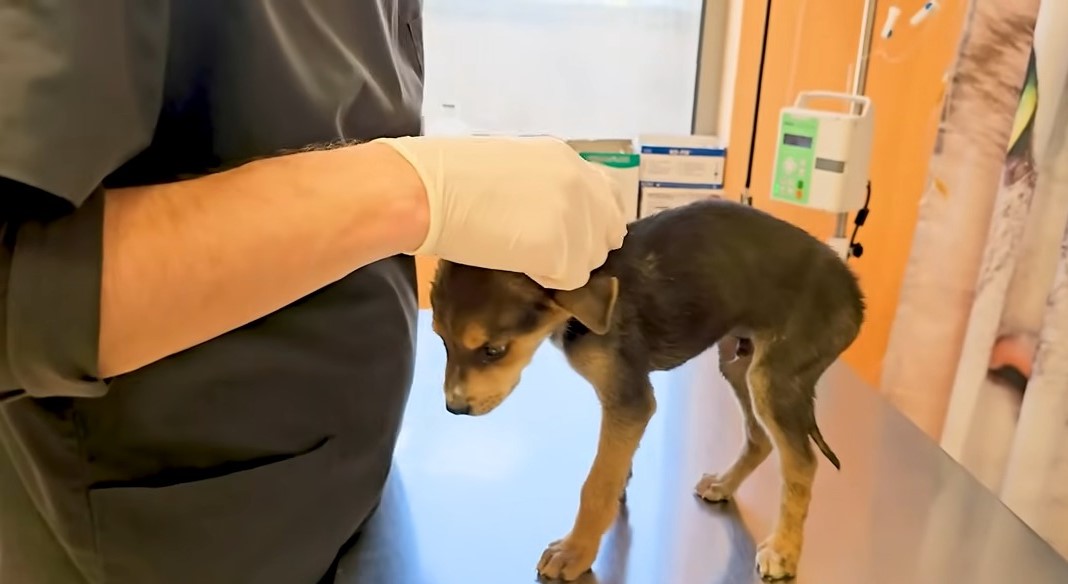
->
881, 0, 1068, 557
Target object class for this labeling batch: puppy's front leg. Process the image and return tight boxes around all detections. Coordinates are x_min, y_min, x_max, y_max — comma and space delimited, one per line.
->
537, 380, 655, 581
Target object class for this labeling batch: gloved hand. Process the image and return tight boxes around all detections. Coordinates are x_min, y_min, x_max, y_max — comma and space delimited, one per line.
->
374, 135, 628, 290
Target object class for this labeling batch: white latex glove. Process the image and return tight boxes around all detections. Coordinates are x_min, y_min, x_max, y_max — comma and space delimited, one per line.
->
374, 135, 628, 290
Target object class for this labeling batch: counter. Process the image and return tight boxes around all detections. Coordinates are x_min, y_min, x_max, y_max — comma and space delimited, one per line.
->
337, 310, 1068, 583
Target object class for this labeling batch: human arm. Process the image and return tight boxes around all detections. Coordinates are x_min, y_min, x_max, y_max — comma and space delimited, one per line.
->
4, 134, 625, 395
98, 143, 428, 379
100, 134, 629, 380
3, 131, 626, 399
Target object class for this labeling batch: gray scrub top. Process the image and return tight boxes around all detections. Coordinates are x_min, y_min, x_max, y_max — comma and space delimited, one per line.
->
0, 2, 424, 583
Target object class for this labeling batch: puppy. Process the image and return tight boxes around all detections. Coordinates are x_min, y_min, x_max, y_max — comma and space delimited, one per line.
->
429, 198, 864, 582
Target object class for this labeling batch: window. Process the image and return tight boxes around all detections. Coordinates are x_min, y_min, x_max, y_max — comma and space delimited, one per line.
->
421, 0, 717, 140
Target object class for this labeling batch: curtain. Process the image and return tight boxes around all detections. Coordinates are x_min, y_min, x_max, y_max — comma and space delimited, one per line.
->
881, 0, 1068, 557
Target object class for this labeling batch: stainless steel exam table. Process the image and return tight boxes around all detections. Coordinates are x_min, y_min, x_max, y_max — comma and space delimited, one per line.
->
337, 310, 1068, 584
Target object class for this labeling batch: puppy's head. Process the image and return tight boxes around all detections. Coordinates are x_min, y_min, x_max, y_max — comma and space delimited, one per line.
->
429, 261, 619, 416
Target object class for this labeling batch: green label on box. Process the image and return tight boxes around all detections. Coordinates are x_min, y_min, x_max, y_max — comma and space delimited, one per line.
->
579, 152, 640, 169
771, 114, 819, 205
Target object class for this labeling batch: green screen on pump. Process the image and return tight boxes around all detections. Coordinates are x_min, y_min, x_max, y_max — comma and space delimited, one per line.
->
783, 134, 813, 148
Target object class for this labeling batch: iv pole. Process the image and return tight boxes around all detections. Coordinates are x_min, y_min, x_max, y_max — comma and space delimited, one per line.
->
836, 0, 879, 239
741, 0, 774, 206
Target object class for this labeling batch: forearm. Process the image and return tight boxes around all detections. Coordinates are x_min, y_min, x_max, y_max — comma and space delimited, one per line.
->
99, 142, 427, 378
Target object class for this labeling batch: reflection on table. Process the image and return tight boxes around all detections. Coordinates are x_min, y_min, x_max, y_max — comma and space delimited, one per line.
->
337, 311, 1068, 583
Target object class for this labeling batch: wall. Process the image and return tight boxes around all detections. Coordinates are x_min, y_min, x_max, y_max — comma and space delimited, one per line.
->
725, 0, 969, 386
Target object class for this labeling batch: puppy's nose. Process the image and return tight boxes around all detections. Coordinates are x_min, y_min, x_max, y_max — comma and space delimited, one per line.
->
446, 403, 471, 416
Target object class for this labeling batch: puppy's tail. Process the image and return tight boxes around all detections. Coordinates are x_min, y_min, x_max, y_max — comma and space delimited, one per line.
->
810, 426, 841, 470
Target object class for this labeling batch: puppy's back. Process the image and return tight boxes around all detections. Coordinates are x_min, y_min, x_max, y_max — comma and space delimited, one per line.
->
602, 199, 863, 366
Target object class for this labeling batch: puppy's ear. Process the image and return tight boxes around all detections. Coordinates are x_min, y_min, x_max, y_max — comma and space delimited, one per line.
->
551, 275, 619, 335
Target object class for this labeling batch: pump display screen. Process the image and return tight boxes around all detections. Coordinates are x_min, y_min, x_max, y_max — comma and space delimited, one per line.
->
783, 133, 813, 148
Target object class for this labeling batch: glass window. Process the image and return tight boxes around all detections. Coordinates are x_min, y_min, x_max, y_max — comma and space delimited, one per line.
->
421, 0, 708, 139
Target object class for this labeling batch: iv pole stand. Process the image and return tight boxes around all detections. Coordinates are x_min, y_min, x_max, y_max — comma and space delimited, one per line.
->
741, 0, 774, 206
836, 0, 879, 238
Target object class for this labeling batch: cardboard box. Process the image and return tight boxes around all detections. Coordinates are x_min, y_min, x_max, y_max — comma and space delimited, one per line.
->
639, 187, 724, 218
638, 134, 726, 218
567, 139, 640, 221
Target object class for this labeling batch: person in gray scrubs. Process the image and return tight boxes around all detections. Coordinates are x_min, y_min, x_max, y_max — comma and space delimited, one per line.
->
0, 3, 627, 583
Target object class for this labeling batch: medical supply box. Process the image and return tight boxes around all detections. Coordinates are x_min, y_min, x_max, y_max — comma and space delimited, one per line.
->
638, 134, 725, 218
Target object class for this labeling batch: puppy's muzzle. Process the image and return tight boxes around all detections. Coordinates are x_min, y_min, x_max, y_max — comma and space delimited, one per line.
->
446, 402, 472, 416
444, 382, 472, 415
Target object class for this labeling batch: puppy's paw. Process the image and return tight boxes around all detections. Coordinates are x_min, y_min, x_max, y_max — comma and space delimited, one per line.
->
694, 473, 734, 503
537, 535, 597, 581
755, 537, 799, 581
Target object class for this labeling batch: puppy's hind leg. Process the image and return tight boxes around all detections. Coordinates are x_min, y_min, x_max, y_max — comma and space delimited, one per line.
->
696, 337, 772, 503
747, 337, 845, 582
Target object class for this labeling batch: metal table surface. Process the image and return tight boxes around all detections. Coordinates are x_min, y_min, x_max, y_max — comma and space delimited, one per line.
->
336, 310, 1068, 584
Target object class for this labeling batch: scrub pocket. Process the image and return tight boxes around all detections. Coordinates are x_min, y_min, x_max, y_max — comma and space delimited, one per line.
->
88, 437, 343, 584
405, 15, 424, 77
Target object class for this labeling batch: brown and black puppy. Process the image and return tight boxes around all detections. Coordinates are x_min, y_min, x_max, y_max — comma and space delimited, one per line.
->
429, 198, 864, 582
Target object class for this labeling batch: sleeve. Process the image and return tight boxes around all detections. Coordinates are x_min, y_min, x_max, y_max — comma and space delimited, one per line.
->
0, 2, 168, 399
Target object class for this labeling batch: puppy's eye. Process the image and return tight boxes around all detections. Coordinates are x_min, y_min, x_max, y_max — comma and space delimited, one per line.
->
479, 344, 507, 362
